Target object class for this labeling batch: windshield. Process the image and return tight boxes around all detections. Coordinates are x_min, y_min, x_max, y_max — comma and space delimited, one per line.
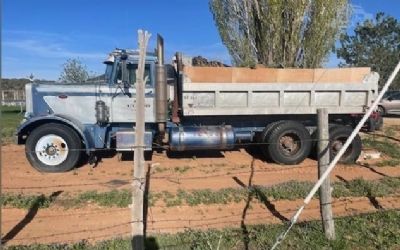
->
115, 63, 152, 87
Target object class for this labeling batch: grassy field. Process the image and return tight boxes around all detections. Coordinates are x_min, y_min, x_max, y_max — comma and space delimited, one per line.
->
6, 209, 400, 250
1, 105, 24, 142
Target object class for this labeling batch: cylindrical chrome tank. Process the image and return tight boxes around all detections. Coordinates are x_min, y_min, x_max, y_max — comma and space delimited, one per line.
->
169, 126, 235, 151
95, 100, 109, 125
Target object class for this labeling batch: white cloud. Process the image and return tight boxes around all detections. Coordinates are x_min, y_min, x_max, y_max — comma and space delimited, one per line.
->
3, 39, 105, 60
349, 4, 374, 28
2, 30, 109, 79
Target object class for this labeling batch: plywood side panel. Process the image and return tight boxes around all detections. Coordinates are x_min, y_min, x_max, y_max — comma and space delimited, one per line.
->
232, 68, 278, 82
183, 67, 233, 83
313, 68, 371, 83
276, 69, 315, 83
183, 67, 371, 84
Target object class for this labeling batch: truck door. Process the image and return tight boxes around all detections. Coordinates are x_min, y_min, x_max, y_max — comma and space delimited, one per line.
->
109, 62, 156, 123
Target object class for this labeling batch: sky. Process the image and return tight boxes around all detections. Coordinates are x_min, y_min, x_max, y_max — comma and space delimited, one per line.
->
2, 0, 400, 80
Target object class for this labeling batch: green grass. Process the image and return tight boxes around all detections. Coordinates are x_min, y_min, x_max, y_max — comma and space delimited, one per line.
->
56, 190, 131, 208
1, 105, 24, 142
362, 133, 400, 167
377, 159, 400, 167
151, 177, 400, 207
3, 177, 400, 209
363, 137, 400, 159
1, 193, 53, 209
6, 209, 400, 250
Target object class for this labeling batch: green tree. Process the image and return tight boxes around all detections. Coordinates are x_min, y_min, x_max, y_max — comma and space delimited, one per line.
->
59, 58, 89, 83
337, 13, 400, 88
209, 0, 349, 68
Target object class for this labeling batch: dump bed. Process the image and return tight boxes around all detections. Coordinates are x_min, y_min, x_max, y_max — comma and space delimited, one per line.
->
181, 67, 379, 116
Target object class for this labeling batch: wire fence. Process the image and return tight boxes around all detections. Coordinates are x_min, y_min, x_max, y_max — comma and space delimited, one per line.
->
22, 135, 366, 153
4, 195, 400, 244
2, 128, 399, 248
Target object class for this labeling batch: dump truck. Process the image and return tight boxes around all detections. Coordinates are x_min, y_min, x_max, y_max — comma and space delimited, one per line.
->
17, 35, 380, 172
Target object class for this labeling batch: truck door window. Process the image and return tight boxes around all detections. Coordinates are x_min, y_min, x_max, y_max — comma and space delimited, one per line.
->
115, 63, 152, 87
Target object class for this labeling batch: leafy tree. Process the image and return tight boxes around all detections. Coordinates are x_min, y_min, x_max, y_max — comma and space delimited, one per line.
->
209, 0, 349, 68
59, 58, 89, 83
337, 13, 400, 88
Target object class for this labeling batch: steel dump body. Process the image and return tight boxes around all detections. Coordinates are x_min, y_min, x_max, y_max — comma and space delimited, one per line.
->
181, 67, 379, 116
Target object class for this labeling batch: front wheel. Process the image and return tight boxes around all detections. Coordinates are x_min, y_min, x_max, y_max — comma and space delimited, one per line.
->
26, 123, 82, 172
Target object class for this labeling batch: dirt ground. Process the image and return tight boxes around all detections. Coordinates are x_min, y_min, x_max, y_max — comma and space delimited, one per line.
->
3, 146, 400, 196
1, 117, 400, 246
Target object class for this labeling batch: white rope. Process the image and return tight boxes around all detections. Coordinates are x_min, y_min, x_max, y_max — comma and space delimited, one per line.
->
270, 59, 400, 250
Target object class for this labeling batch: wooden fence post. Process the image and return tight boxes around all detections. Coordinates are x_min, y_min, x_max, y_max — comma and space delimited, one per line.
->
132, 30, 151, 250
317, 108, 335, 240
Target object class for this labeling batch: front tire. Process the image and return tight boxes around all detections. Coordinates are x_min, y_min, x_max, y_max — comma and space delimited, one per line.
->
26, 123, 82, 172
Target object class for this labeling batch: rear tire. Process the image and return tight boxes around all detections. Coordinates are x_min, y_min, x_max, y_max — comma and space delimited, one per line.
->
26, 123, 82, 172
261, 121, 312, 165
259, 121, 286, 160
329, 126, 362, 164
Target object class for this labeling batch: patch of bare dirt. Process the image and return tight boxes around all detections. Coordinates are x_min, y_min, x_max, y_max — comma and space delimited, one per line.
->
3, 145, 400, 196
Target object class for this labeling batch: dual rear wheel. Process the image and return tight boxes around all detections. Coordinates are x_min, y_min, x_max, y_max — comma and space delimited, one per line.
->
259, 121, 361, 165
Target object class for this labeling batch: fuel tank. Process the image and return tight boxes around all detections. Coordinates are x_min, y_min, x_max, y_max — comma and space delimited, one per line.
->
169, 126, 235, 151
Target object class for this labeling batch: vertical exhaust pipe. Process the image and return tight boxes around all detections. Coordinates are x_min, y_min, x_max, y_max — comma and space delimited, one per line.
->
156, 34, 167, 140
157, 34, 164, 65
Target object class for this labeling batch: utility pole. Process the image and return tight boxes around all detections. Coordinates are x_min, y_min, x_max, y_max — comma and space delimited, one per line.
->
132, 29, 151, 250
317, 108, 335, 240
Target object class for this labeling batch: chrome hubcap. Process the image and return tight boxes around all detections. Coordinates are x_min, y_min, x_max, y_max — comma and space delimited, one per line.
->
35, 134, 68, 166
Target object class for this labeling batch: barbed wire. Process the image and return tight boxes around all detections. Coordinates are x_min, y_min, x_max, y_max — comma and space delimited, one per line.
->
3, 169, 399, 245
2, 129, 398, 247
16, 129, 395, 156
7, 201, 399, 245
19, 137, 344, 154
1, 163, 338, 191
4, 191, 399, 224
3, 157, 393, 191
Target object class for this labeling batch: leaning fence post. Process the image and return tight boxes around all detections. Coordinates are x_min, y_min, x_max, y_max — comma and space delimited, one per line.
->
317, 108, 335, 240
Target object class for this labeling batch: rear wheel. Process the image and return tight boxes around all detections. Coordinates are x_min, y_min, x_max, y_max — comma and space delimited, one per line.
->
26, 123, 82, 172
329, 126, 362, 164
260, 121, 312, 165
259, 121, 286, 159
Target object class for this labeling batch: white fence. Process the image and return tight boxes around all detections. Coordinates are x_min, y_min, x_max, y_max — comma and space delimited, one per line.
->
1, 90, 26, 107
